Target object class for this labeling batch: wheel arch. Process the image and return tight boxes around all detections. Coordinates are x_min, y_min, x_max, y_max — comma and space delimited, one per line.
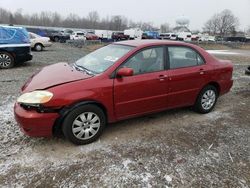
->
0, 50, 15, 61
35, 43, 44, 47
205, 81, 221, 95
53, 100, 108, 135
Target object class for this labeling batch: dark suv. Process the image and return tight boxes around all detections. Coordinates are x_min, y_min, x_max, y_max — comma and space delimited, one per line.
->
0, 26, 32, 69
49, 31, 70, 42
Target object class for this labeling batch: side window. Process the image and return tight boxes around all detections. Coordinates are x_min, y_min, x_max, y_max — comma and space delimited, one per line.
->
123, 47, 164, 75
168, 47, 204, 69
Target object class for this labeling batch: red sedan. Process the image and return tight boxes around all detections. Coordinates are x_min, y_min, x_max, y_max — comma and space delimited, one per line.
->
14, 40, 233, 145
86, 33, 99, 40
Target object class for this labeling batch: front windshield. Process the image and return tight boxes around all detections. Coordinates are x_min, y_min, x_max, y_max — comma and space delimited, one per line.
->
75, 44, 134, 74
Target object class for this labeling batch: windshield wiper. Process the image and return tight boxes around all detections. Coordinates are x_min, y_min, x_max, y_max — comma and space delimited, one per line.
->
73, 63, 96, 75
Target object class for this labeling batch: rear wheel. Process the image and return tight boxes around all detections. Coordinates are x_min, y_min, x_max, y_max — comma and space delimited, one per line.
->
0, 52, 14, 69
54, 37, 59, 42
245, 66, 250, 75
34, 43, 43, 51
62, 104, 106, 145
194, 85, 218, 114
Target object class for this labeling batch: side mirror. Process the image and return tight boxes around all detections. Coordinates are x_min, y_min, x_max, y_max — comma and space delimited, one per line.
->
117, 67, 134, 77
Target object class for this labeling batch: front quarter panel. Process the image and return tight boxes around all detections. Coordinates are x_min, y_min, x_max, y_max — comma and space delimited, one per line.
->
43, 75, 116, 122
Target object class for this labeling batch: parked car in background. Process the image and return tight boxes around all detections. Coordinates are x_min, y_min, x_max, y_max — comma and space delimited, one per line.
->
142, 31, 159, 39
198, 34, 216, 42
29, 32, 52, 51
112, 32, 129, 41
159, 33, 177, 40
70, 31, 86, 40
50, 31, 70, 42
124, 28, 143, 40
85, 33, 99, 40
177, 32, 192, 41
15, 40, 233, 145
159, 33, 171, 39
26, 27, 48, 37
95, 30, 113, 40
142, 32, 150, 39
224, 36, 247, 42
0, 25, 32, 69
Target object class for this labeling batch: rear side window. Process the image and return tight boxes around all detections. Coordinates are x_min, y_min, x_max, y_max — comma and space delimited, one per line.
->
168, 47, 204, 69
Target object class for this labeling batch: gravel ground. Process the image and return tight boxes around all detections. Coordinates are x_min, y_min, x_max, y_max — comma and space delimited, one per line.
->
0, 43, 249, 187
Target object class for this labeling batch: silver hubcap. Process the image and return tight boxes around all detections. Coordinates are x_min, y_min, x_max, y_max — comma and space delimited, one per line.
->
0, 54, 11, 67
36, 45, 42, 51
72, 112, 100, 140
201, 90, 216, 110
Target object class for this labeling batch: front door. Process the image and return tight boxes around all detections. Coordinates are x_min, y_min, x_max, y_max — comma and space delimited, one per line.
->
114, 46, 168, 119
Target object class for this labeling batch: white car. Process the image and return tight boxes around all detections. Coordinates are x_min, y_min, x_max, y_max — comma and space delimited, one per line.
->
124, 28, 143, 40
29, 32, 52, 51
177, 32, 192, 41
70, 31, 86, 40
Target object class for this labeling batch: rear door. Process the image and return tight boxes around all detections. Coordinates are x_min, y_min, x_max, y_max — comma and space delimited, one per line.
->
166, 46, 209, 108
114, 46, 168, 119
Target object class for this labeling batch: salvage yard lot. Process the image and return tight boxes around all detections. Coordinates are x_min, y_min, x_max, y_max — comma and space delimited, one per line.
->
0, 43, 250, 187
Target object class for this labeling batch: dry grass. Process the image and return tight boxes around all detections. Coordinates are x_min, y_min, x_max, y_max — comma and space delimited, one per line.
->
197, 43, 250, 50
215, 55, 250, 64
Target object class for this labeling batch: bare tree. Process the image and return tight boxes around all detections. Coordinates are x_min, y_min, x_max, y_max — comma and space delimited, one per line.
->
160, 23, 170, 33
0, 8, 10, 24
203, 14, 220, 35
87, 11, 100, 29
219, 9, 239, 36
0, 7, 170, 31
203, 9, 239, 36
109, 15, 128, 31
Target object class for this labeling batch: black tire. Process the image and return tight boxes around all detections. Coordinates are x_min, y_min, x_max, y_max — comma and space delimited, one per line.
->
194, 85, 218, 114
0, 52, 14, 69
34, 43, 43, 51
62, 104, 106, 145
54, 36, 59, 42
245, 66, 250, 75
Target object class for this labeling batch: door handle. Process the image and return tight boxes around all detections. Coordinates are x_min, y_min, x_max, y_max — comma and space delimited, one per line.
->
200, 68, 205, 75
158, 75, 167, 81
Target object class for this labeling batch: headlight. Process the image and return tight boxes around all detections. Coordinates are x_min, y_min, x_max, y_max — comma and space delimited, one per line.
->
17, 91, 53, 104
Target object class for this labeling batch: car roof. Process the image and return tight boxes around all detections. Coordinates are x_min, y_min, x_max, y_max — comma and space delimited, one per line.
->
115, 39, 189, 47
0, 25, 25, 30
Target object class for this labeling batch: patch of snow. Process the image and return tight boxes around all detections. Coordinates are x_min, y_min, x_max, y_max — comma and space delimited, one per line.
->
122, 159, 132, 169
164, 175, 172, 182
207, 50, 239, 55
204, 111, 230, 120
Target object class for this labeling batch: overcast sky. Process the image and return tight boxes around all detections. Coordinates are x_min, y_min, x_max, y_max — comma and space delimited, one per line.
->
0, 0, 249, 30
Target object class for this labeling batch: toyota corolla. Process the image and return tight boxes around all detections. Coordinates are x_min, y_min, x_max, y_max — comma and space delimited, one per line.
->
14, 40, 233, 145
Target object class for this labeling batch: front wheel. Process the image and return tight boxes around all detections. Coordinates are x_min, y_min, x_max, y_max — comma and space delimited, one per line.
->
62, 104, 106, 145
194, 85, 218, 114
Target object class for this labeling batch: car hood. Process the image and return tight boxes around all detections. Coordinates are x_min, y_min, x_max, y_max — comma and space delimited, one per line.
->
22, 63, 93, 92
